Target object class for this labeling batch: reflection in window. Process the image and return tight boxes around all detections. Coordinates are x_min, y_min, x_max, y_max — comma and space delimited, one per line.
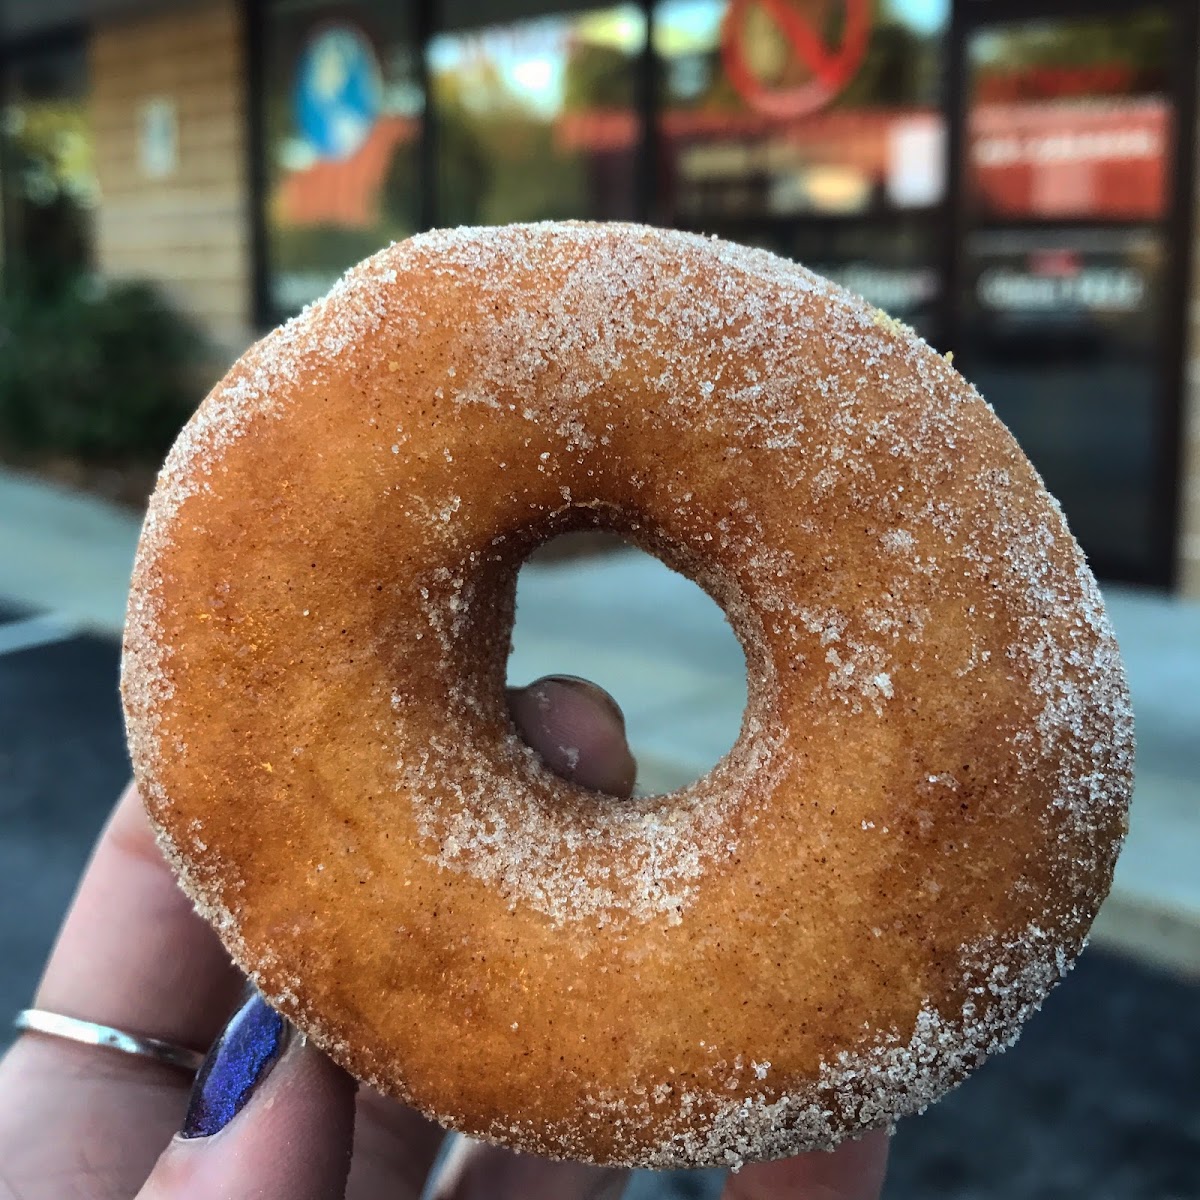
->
652, 0, 948, 335
655, 0, 949, 223
428, 5, 645, 227
968, 11, 1171, 222
1, 43, 96, 293
959, 9, 1174, 580
264, 3, 422, 317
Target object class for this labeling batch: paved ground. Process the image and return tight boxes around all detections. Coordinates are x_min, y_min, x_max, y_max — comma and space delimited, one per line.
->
1, 469, 1198, 1196
1, 602, 1197, 1200
3, 466, 1195, 974
0, 627, 126, 1022
0, 471, 138, 635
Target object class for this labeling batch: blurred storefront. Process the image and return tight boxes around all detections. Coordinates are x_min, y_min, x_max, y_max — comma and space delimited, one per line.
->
2, 0, 1199, 594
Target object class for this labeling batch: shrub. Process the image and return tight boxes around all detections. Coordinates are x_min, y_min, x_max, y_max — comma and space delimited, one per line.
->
0, 276, 207, 461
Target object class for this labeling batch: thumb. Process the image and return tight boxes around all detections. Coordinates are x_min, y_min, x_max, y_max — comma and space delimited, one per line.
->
137, 992, 355, 1200
507, 675, 637, 797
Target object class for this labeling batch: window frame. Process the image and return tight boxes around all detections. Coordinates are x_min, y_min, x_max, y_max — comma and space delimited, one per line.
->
0, 22, 91, 293
942, 0, 1199, 588
247, 0, 659, 329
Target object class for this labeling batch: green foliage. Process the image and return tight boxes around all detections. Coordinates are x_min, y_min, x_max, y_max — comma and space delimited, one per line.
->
431, 69, 593, 229
976, 10, 1169, 74
269, 223, 392, 275
0, 277, 206, 461
562, 43, 637, 111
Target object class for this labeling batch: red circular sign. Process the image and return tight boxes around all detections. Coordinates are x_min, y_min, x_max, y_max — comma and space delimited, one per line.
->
721, 0, 872, 120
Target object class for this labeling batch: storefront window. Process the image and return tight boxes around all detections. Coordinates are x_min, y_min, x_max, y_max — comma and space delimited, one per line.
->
428, 3, 645, 227
0, 41, 96, 294
653, 0, 949, 337
957, 8, 1174, 581
263, 1, 422, 317
263, 0, 644, 318
254, 0, 1183, 584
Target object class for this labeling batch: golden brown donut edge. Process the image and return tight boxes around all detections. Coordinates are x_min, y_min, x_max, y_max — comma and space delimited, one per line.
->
121, 222, 1134, 1168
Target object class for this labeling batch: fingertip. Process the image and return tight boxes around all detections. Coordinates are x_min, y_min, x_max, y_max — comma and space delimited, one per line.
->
139, 1009, 356, 1200
507, 676, 637, 798
721, 1131, 889, 1200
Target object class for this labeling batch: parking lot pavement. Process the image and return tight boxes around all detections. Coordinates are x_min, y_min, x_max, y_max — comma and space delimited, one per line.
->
0, 629, 127, 1024
1, 609, 1197, 1199
888, 948, 1200, 1199
3, 465, 1198, 971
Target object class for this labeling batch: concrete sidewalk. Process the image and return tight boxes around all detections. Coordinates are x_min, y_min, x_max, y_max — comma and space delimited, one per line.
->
2, 466, 1197, 974
0, 469, 140, 634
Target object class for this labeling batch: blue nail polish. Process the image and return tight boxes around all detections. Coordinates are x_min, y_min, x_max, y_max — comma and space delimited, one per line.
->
181, 993, 287, 1138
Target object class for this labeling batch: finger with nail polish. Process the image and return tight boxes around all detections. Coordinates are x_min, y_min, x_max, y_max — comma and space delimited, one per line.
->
179, 991, 288, 1139
136, 993, 356, 1200
4, 670, 883, 1200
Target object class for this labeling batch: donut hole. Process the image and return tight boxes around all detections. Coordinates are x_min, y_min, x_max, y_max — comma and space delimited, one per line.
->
508, 531, 748, 796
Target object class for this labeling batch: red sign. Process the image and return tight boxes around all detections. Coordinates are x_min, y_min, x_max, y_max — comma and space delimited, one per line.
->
971, 98, 1168, 220
721, 0, 871, 120
976, 64, 1139, 104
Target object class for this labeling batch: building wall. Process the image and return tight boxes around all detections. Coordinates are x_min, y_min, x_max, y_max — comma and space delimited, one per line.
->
90, 0, 250, 354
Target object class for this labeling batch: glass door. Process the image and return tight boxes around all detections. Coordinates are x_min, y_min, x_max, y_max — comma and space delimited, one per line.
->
947, 0, 1195, 586
653, 0, 952, 344
427, 1, 646, 228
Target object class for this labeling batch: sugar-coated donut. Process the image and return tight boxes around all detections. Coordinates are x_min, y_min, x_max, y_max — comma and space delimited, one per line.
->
122, 223, 1133, 1169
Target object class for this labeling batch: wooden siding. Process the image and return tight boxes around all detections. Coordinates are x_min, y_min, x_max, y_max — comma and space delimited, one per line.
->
90, 0, 250, 357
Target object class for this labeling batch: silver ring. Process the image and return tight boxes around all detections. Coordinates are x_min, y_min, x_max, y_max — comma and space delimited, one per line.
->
13, 1008, 206, 1073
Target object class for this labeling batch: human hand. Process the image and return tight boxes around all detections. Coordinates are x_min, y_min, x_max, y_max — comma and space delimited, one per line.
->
0, 675, 887, 1200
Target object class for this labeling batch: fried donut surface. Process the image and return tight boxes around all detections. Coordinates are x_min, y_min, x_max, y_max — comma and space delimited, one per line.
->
122, 223, 1133, 1168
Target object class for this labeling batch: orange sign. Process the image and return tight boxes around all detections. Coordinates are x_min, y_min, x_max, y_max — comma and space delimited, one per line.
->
971, 98, 1167, 220
721, 0, 871, 120
976, 64, 1139, 104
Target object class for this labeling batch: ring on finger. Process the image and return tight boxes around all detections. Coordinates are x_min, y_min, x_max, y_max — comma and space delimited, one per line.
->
13, 1007, 206, 1073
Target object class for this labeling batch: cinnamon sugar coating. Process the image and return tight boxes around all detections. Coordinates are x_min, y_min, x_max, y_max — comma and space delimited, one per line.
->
122, 223, 1133, 1168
